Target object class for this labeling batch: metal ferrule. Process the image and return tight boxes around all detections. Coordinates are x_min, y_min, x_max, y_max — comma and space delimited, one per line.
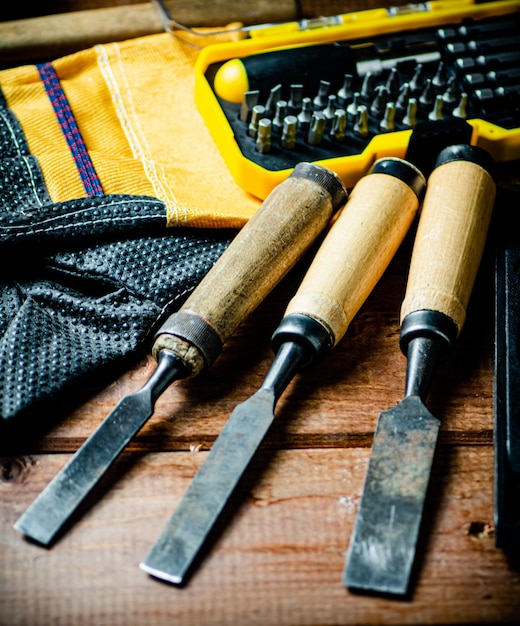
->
289, 162, 347, 212
271, 313, 333, 369
371, 157, 426, 200
154, 311, 223, 367
434, 143, 496, 177
399, 309, 458, 356
400, 310, 459, 401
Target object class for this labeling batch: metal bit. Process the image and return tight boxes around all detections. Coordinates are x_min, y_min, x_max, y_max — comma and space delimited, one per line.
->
288, 84, 303, 113
442, 76, 458, 104
456, 56, 477, 72
264, 83, 282, 118
468, 35, 520, 55
281, 115, 298, 149
474, 87, 495, 107
240, 90, 259, 123
465, 68, 520, 87
473, 85, 520, 108
370, 85, 388, 118
459, 16, 520, 38
395, 83, 410, 111
360, 72, 377, 98
307, 112, 326, 145
379, 102, 396, 132
272, 100, 287, 134
428, 94, 444, 121
297, 97, 313, 129
385, 68, 400, 95
476, 50, 520, 69
402, 98, 417, 128
409, 63, 423, 92
487, 67, 520, 84
419, 79, 434, 106
494, 84, 520, 99
347, 91, 361, 117
464, 72, 486, 87
323, 94, 337, 120
330, 109, 347, 141
453, 92, 468, 119
255, 118, 272, 153
337, 74, 354, 105
437, 27, 457, 41
431, 61, 446, 88
353, 105, 369, 138
248, 104, 265, 138
313, 80, 330, 109
446, 41, 466, 56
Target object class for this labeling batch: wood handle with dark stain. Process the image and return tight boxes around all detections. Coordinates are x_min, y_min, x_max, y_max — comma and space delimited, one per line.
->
153, 163, 347, 376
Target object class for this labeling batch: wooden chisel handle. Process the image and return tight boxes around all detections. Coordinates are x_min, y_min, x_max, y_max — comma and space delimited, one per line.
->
400, 145, 496, 335
153, 163, 347, 376
282, 158, 425, 347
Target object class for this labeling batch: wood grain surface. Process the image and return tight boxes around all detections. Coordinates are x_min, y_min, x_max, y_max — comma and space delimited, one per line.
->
1, 2, 520, 625
401, 159, 496, 332
2, 446, 518, 625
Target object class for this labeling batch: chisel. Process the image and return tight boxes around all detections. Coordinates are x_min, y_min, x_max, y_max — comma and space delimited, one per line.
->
343, 144, 496, 596
140, 156, 426, 584
14, 162, 347, 546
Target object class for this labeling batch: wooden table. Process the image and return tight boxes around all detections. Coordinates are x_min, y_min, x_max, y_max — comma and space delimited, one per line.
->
1, 2, 520, 624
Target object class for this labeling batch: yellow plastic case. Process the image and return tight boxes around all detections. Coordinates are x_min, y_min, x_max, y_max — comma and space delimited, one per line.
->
194, 0, 520, 199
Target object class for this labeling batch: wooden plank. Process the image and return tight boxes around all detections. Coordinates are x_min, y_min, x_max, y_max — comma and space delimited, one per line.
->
1, 446, 518, 625
0, 1, 298, 66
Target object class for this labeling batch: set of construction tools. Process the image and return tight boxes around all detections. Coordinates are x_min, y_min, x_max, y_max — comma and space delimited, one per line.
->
12, 0, 520, 598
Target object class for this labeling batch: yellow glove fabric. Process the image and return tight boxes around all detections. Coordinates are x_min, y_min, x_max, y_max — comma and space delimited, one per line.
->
0, 32, 261, 228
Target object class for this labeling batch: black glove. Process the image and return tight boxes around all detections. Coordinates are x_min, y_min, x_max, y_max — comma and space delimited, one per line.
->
0, 196, 234, 421
0, 95, 234, 422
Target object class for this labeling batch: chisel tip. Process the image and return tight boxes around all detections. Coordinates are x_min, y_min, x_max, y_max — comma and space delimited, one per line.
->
344, 397, 440, 595
14, 518, 54, 547
139, 561, 183, 585
343, 530, 415, 596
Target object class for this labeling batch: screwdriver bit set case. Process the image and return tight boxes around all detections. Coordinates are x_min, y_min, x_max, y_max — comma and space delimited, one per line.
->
194, 0, 520, 198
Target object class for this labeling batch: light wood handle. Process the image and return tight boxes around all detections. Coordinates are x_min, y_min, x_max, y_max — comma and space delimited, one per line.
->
153, 163, 346, 375
285, 159, 424, 345
400, 156, 496, 334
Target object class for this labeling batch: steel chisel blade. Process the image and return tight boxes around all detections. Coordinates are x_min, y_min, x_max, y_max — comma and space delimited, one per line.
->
15, 390, 158, 545
344, 395, 440, 595
15, 352, 185, 545
140, 388, 276, 584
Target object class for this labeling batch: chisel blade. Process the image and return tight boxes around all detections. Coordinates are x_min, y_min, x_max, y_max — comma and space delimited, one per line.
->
15, 352, 185, 546
140, 387, 275, 584
343, 395, 440, 595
